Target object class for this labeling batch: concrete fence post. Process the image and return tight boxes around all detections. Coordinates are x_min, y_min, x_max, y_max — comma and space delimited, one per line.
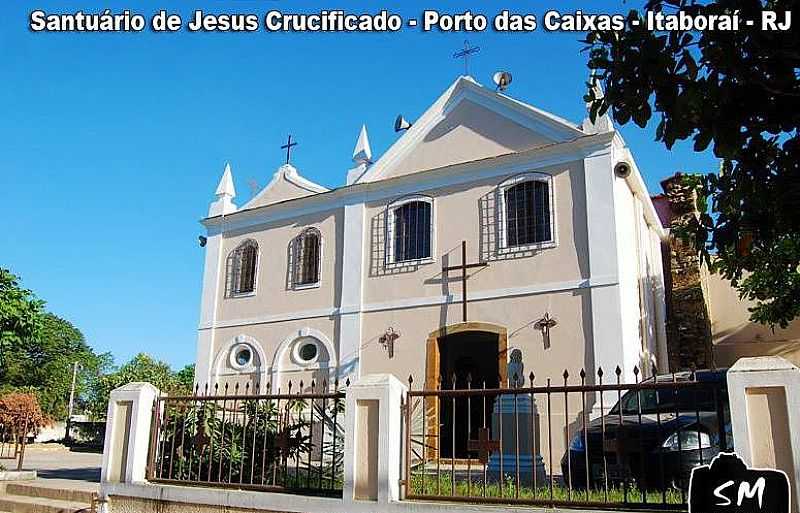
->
727, 356, 800, 513
100, 382, 160, 485
342, 374, 407, 507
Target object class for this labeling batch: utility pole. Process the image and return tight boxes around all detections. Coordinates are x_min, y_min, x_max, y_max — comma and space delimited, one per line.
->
65, 362, 80, 443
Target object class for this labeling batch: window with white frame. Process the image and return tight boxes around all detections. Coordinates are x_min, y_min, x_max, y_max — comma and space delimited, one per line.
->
293, 228, 321, 287
387, 196, 434, 264
499, 173, 555, 250
226, 239, 258, 297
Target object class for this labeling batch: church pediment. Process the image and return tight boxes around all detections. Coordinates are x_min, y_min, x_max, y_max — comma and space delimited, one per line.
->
357, 76, 585, 183
243, 164, 328, 210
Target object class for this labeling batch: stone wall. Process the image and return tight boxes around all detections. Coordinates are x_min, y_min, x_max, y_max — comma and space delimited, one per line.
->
661, 173, 713, 370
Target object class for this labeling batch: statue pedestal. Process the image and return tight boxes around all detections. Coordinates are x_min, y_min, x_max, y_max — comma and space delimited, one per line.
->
487, 394, 546, 484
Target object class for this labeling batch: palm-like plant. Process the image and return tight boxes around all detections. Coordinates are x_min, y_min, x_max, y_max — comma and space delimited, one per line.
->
151, 392, 345, 495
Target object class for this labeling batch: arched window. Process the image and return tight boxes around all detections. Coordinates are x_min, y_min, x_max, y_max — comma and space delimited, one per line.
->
499, 173, 554, 250
294, 228, 321, 287
387, 196, 433, 264
226, 240, 258, 296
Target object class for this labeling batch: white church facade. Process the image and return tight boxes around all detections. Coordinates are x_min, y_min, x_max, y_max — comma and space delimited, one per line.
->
193, 75, 668, 396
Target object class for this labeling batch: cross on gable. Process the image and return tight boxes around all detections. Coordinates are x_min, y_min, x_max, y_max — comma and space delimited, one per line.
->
281, 134, 298, 164
453, 40, 480, 76
467, 427, 500, 464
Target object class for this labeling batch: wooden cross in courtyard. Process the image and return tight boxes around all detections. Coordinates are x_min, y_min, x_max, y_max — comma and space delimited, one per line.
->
467, 427, 500, 465
281, 134, 298, 165
442, 240, 488, 323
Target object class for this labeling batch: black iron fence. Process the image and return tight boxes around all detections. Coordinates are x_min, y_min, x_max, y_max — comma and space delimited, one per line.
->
147, 379, 347, 497
402, 365, 730, 511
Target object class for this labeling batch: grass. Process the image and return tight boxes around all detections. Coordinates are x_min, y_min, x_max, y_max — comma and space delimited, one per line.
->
408, 472, 685, 506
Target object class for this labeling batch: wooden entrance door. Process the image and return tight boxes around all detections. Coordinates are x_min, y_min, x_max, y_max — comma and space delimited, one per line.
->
423, 322, 508, 461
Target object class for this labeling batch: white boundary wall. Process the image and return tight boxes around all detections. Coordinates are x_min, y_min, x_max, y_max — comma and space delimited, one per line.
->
101, 361, 800, 513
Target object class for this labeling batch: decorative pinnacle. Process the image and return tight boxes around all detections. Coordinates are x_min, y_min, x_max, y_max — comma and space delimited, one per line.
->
209, 162, 238, 217
215, 163, 236, 198
352, 124, 372, 164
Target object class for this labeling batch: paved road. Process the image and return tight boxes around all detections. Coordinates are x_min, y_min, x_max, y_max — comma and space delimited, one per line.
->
15, 445, 101, 491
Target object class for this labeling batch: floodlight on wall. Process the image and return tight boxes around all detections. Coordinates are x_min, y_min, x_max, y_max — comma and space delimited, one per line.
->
492, 71, 513, 91
614, 161, 632, 178
394, 114, 412, 132
198, 235, 208, 247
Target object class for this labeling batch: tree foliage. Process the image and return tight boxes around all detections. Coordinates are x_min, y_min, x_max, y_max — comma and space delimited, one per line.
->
1, 310, 109, 419
174, 364, 196, 395
0, 392, 50, 432
0, 269, 191, 422
0, 269, 44, 373
584, 0, 800, 327
88, 354, 195, 418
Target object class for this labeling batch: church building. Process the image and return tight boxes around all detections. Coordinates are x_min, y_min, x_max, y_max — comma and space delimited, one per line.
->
193, 75, 668, 395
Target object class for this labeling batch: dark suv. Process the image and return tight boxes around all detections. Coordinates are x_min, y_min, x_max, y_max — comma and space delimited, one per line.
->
560, 369, 730, 490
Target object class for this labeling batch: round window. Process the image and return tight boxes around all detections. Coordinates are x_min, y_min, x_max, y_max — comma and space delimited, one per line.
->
234, 346, 252, 367
298, 342, 318, 362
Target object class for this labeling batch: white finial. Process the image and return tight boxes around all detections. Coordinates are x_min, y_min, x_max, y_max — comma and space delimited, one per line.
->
352, 124, 372, 164
215, 162, 236, 198
209, 162, 237, 217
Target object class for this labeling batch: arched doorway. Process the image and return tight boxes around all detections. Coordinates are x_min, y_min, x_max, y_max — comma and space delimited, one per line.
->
424, 322, 508, 460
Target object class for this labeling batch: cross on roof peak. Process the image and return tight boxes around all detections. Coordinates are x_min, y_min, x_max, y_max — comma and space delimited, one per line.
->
281, 134, 298, 164
453, 40, 480, 76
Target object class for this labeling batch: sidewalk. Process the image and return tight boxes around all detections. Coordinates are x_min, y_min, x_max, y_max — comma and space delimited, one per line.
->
15, 444, 101, 492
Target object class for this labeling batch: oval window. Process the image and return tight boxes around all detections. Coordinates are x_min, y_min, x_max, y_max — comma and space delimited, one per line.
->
298, 342, 318, 362
235, 347, 252, 367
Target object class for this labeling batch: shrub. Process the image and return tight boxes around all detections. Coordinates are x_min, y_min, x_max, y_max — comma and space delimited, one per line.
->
0, 392, 50, 435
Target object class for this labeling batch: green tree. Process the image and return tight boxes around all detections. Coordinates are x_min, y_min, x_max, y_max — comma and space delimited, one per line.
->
173, 364, 195, 395
584, 0, 800, 327
1, 311, 106, 419
0, 270, 107, 419
89, 353, 192, 418
0, 269, 45, 374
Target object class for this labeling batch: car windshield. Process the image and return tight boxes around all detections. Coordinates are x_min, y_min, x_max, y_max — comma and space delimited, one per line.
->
610, 386, 721, 415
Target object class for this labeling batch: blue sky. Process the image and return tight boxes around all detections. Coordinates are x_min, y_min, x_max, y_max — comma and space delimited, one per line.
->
0, 0, 718, 370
